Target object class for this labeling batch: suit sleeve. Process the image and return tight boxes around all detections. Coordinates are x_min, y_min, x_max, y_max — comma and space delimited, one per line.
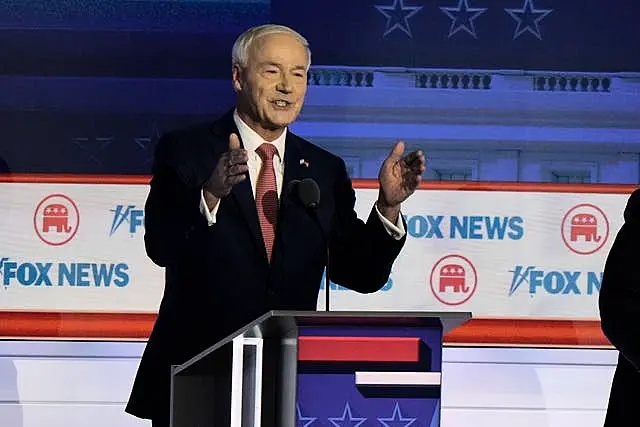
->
327, 158, 406, 293
143, 133, 209, 268
599, 221, 640, 370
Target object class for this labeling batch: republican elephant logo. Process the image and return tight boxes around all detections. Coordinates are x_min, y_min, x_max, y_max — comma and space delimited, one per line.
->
42, 204, 72, 233
438, 264, 469, 293
561, 203, 609, 255
570, 213, 601, 242
33, 194, 80, 246
430, 254, 477, 306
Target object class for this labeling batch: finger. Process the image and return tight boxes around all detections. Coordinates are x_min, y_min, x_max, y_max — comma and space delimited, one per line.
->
406, 152, 425, 174
225, 174, 246, 186
403, 173, 421, 192
413, 174, 422, 189
403, 150, 423, 166
403, 166, 423, 183
412, 158, 426, 175
229, 133, 241, 150
218, 152, 229, 164
228, 149, 248, 165
216, 153, 230, 175
227, 163, 249, 176
387, 140, 405, 162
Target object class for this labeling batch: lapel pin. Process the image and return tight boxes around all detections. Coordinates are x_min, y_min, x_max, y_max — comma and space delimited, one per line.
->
299, 158, 309, 168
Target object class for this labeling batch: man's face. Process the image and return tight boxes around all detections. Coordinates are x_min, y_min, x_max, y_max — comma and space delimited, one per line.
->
233, 32, 309, 134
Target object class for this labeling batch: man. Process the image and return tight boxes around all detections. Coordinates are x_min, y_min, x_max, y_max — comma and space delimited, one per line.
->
125, 24, 425, 427
599, 188, 640, 426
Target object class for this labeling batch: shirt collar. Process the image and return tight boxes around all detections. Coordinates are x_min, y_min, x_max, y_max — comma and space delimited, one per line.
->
233, 109, 286, 162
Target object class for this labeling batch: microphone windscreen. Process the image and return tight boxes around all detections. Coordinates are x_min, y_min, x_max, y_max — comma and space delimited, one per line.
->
287, 179, 301, 196
298, 178, 321, 208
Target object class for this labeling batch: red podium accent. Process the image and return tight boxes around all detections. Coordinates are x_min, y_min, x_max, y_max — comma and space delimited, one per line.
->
298, 336, 421, 362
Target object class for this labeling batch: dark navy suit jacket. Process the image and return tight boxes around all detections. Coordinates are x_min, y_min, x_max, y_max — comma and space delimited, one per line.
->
125, 110, 406, 422
600, 188, 640, 426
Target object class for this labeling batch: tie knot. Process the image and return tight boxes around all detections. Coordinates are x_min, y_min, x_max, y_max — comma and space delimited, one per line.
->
256, 143, 278, 161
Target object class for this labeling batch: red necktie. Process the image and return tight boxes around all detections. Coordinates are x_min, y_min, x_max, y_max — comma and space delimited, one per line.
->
255, 143, 279, 262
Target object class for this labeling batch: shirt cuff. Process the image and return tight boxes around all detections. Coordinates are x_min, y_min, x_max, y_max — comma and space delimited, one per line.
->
200, 189, 220, 226
374, 203, 406, 240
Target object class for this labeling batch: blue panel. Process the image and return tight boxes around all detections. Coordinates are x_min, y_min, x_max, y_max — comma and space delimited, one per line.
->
271, 0, 640, 72
0, 1, 270, 78
296, 325, 443, 426
0, 0, 269, 32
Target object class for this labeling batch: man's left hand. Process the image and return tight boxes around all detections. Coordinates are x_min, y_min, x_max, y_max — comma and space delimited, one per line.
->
377, 141, 426, 222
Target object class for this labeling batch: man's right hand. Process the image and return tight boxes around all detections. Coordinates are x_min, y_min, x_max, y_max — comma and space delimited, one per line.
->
203, 133, 248, 210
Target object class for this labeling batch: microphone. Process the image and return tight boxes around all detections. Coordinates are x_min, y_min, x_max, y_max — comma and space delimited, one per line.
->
288, 178, 330, 311
288, 178, 320, 209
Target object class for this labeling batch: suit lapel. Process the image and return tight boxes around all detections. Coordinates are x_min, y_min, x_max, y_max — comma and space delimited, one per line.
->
281, 134, 306, 208
231, 174, 267, 261
271, 134, 307, 278
280, 133, 313, 234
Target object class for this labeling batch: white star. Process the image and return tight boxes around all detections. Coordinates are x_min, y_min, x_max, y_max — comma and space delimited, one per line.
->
440, 0, 487, 39
297, 403, 316, 427
328, 402, 367, 427
377, 402, 417, 427
375, 0, 423, 38
505, 0, 553, 40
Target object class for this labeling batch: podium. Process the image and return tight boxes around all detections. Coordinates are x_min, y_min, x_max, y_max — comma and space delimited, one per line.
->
170, 310, 470, 427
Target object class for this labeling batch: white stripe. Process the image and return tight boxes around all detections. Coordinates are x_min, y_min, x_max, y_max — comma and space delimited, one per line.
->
355, 371, 442, 386
230, 336, 244, 427
251, 339, 263, 427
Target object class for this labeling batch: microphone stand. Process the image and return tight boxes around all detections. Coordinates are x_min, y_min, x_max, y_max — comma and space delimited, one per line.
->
306, 208, 330, 312
291, 178, 330, 311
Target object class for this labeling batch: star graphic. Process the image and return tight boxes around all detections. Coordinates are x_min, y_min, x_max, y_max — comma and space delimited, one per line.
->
133, 122, 162, 166
428, 401, 440, 427
377, 402, 417, 427
297, 403, 317, 427
375, 0, 423, 38
328, 402, 367, 427
505, 0, 553, 40
71, 135, 114, 165
440, 0, 487, 39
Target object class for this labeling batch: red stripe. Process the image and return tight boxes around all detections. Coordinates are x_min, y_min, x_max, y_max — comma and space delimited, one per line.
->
0, 311, 155, 339
298, 336, 421, 362
444, 318, 607, 346
0, 312, 613, 347
0, 173, 637, 195
0, 174, 150, 184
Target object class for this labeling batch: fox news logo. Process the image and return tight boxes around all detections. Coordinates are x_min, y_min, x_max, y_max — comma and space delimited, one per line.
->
109, 205, 144, 236
0, 257, 129, 288
405, 215, 524, 240
508, 265, 602, 296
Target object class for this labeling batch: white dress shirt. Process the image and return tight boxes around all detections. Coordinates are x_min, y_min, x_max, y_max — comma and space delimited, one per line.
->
200, 110, 406, 240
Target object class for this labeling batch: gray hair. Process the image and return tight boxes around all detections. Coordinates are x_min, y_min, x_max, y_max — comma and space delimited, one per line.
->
232, 24, 312, 71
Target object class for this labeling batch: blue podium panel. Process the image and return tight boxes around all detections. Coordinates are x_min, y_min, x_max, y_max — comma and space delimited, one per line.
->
297, 320, 444, 426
